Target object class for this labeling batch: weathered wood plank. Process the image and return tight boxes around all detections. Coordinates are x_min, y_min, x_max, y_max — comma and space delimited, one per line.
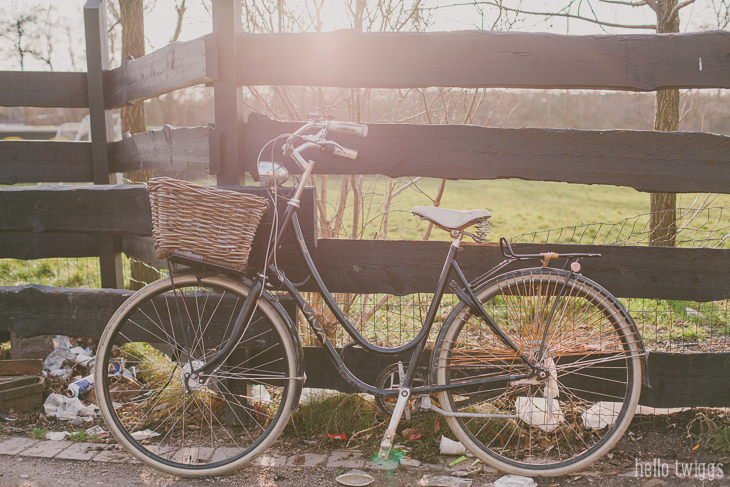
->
110, 125, 210, 174
0, 72, 88, 108
0, 233, 98, 260
0, 284, 295, 344
0, 185, 152, 235
269, 240, 730, 302
0, 141, 93, 184
107, 34, 217, 109
84, 0, 115, 186
242, 114, 730, 194
0, 185, 316, 260
120, 235, 167, 268
85, 0, 122, 289
213, 0, 243, 185
641, 352, 730, 408
237, 30, 730, 91
0, 285, 132, 339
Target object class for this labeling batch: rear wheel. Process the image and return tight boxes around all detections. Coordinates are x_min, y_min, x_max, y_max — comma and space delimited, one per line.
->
433, 268, 643, 476
95, 273, 300, 477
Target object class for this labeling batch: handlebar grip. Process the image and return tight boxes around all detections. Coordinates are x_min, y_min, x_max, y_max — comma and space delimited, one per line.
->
333, 146, 358, 160
328, 121, 368, 137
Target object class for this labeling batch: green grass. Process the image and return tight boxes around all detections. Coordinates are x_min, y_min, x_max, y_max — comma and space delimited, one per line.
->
288, 392, 383, 441
0, 342, 10, 360
69, 431, 86, 442
331, 176, 652, 240
688, 410, 730, 454
0, 255, 135, 289
286, 391, 452, 461
314, 176, 730, 244
705, 425, 730, 453
31, 427, 47, 440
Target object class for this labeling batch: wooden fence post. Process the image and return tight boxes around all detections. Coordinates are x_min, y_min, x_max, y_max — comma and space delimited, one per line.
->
212, 0, 243, 185
85, 0, 124, 289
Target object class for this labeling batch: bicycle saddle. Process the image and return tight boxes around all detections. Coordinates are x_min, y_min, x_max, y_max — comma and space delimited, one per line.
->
412, 206, 491, 231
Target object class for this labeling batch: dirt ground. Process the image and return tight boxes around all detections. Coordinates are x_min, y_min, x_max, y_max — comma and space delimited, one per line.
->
0, 409, 730, 487
0, 454, 727, 487
2, 408, 729, 486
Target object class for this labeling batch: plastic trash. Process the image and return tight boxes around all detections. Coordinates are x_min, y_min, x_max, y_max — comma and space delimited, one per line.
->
452, 465, 481, 477
418, 475, 472, 487
582, 401, 622, 429
42, 336, 76, 379
251, 384, 271, 403
439, 436, 466, 455
46, 431, 70, 441
72, 352, 95, 368
515, 396, 564, 433
515, 357, 564, 432
85, 425, 108, 439
43, 393, 98, 420
131, 429, 161, 441
335, 469, 375, 486
494, 475, 537, 487
448, 455, 467, 467
67, 374, 94, 398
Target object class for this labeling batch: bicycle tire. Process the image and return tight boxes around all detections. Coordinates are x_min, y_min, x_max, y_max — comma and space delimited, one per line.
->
432, 268, 643, 476
95, 273, 301, 477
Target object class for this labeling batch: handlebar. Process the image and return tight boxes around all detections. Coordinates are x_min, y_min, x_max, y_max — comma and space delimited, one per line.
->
285, 119, 367, 167
327, 121, 368, 138
332, 145, 358, 160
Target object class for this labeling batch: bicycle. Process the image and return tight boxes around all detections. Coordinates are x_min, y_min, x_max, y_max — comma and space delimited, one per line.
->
94, 116, 646, 478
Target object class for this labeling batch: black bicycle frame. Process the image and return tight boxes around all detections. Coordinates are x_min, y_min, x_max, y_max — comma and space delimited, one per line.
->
195, 201, 601, 398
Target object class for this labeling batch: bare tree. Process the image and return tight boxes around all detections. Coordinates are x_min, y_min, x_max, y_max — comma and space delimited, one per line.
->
0, 2, 61, 71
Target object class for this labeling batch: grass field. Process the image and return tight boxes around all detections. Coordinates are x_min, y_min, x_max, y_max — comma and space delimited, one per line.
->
319, 176, 730, 245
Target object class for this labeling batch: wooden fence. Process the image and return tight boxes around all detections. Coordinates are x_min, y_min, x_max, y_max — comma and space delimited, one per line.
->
1, 0, 729, 407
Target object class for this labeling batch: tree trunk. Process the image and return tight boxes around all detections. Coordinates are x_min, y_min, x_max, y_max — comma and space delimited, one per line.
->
120, 0, 159, 288
650, 0, 679, 247
120, 0, 146, 137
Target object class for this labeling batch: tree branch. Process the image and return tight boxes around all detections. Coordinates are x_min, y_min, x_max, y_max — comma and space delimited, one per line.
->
171, 0, 187, 43
668, 0, 697, 25
427, 2, 655, 29
599, 0, 647, 6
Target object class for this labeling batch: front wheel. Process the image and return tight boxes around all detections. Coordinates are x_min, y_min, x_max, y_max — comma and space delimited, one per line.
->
95, 273, 301, 477
433, 268, 643, 476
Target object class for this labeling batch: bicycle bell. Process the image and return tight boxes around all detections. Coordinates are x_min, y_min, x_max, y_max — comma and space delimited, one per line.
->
258, 161, 289, 187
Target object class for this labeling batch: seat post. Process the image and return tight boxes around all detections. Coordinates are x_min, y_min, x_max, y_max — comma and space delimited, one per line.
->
450, 230, 463, 250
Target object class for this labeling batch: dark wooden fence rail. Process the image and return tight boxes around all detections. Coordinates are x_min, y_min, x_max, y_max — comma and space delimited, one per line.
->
4, 113, 730, 193
242, 113, 730, 194
1, 0, 728, 406
236, 30, 730, 90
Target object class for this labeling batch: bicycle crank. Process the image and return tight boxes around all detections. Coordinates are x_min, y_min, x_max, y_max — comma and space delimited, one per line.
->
378, 388, 411, 460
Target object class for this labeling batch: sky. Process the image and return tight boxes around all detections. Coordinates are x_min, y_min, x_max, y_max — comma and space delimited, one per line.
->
0, 0, 723, 72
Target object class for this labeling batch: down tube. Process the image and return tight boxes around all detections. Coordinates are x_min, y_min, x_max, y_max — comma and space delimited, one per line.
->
285, 213, 431, 356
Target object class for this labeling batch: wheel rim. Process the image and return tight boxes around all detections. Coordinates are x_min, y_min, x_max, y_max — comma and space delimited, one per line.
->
97, 275, 296, 473
436, 269, 641, 472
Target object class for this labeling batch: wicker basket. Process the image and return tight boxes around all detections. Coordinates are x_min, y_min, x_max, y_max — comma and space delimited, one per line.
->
147, 177, 268, 271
